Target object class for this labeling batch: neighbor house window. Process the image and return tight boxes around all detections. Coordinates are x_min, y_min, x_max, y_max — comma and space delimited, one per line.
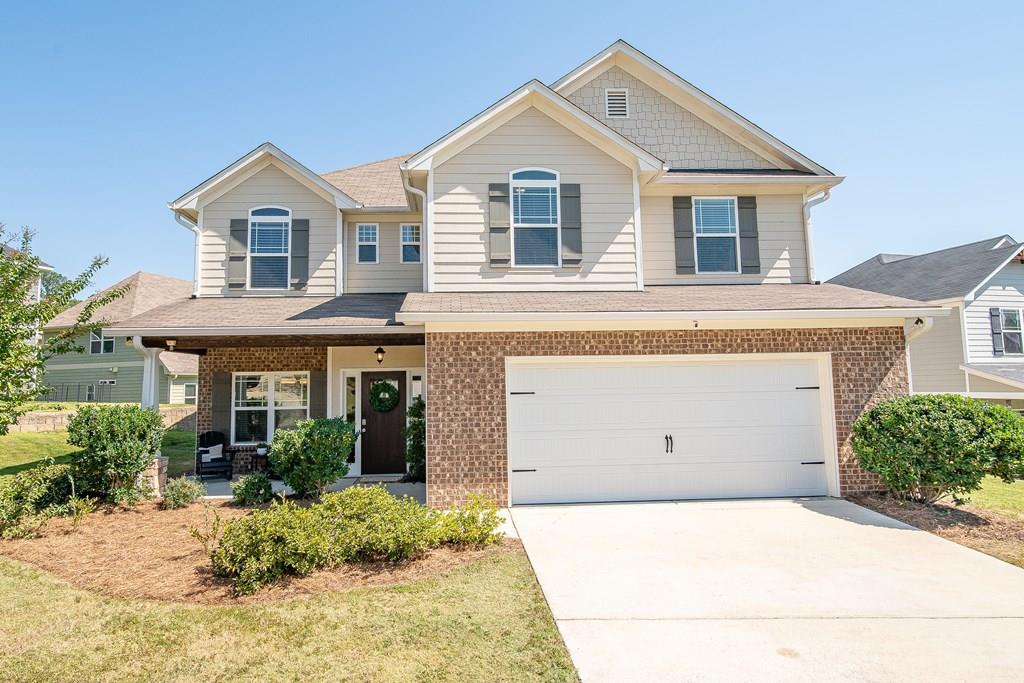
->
357, 224, 378, 264
605, 88, 629, 118
89, 331, 114, 354
693, 197, 740, 273
248, 206, 291, 289
511, 168, 559, 266
183, 382, 197, 405
400, 224, 421, 263
1001, 309, 1023, 354
231, 372, 309, 444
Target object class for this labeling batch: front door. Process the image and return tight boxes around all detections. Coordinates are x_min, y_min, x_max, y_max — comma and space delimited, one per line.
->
360, 371, 407, 475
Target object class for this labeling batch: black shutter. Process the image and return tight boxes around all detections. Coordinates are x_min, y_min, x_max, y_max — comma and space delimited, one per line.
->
291, 219, 309, 290
560, 183, 582, 267
738, 196, 761, 274
211, 372, 232, 441
309, 370, 327, 419
673, 196, 695, 274
488, 183, 511, 267
991, 308, 1004, 356
227, 219, 248, 289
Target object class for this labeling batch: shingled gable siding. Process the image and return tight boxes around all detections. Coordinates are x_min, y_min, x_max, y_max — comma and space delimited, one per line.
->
199, 164, 338, 296
424, 327, 907, 507
196, 346, 328, 437
431, 107, 638, 291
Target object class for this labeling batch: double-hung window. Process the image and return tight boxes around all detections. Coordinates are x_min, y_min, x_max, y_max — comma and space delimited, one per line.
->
357, 224, 378, 264
1001, 309, 1023, 355
249, 206, 290, 289
693, 197, 740, 273
183, 382, 197, 405
232, 372, 309, 444
511, 169, 560, 266
89, 331, 114, 354
400, 224, 421, 263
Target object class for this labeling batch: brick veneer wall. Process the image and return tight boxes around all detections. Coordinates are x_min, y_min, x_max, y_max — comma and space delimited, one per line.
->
425, 327, 908, 507
196, 346, 327, 435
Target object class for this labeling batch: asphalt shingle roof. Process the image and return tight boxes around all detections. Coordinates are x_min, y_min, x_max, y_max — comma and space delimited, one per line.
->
159, 352, 199, 376
320, 154, 413, 209
45, 272, 193, 330
828, 236, 1022, 302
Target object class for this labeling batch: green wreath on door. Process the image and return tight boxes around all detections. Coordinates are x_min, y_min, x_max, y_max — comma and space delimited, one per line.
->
368, 380, 400, 412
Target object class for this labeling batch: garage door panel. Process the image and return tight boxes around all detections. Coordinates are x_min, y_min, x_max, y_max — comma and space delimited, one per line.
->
508, 356, 832, 505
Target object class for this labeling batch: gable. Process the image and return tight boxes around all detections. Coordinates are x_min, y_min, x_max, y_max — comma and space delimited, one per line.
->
567, 66, 778, 170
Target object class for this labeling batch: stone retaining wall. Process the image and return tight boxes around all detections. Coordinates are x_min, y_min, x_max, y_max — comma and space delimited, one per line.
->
10, 405, 196, 433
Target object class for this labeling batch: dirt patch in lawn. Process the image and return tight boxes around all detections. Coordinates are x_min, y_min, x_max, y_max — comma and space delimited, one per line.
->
852, 494, 1024, 568
0, 500, 513, 605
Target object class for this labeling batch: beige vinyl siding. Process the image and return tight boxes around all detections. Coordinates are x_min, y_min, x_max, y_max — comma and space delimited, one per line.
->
908, 305, 968, 393
169, 377, 198, 405
640, 194, 808, 285
964, 261, 1024, 362
431, 107, 638, 291
344, 214, 423, 293
199, 163, 338, 296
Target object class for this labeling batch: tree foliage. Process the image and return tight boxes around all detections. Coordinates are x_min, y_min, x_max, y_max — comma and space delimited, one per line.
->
0, 224, 126, 434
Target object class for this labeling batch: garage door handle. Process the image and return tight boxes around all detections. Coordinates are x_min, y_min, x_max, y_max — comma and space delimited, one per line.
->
664, 435, 670, 453
669, 435, 674, 453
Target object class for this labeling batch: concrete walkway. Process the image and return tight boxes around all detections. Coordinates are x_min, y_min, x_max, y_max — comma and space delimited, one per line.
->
510, 498, 1024, 682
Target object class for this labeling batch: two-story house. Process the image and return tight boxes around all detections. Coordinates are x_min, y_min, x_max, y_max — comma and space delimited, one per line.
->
108, 41, 943, 507
830, 236, 1024, 410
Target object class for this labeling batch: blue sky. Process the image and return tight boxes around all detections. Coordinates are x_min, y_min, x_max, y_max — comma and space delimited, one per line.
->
2, 1, 1021, 292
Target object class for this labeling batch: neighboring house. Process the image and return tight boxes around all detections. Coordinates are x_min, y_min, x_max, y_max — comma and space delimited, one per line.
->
108, 40, 943, 507
42, 272, 198, 404
3, 243, 54, 306
830, 236, 1024, 409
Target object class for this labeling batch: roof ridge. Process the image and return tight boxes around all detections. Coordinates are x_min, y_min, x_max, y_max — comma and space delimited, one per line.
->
871, 234, 1017, 266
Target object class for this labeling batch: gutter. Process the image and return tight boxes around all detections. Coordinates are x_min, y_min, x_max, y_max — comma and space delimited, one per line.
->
109, 324, 425, 337
802, 190, 831, 283
396, 307, 949, 324
173, 211, 202, 298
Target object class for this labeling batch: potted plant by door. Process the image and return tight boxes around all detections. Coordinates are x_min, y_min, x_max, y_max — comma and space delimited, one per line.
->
255, 442, 269, 456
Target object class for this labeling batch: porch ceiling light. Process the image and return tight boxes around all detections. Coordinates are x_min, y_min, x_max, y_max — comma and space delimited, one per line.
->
374, 346, 386, 365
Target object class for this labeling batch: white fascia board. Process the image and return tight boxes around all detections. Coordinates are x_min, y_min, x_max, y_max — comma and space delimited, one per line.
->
106, 325, 424, 337
656, 174, 845, 188
551, 40, 832, 176
169, 142, 361, 211
960, 364, 1024, 391
964, 246, 1024, 302
397, 307, 948, 325
402, 80, 664, 173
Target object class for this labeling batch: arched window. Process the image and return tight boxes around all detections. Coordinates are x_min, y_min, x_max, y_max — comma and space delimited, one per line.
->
510, 168, 559, 266
248, 206, 291, 289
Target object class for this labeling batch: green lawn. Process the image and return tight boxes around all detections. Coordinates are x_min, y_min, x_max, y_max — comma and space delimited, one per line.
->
0, 430, 196, 480
968, 476, 1024, 519
0, 549, 576, 683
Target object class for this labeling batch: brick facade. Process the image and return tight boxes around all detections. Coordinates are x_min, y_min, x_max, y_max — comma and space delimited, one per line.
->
424, 327, 908, 507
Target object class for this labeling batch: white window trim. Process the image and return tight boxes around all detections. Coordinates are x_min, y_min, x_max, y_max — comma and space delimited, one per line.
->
356, 223, 379, 265
604, 87, 629, 118
510, 168, 562, 268
1000, 308, 1024, 356
400, 223, 422, 264
89, 331, 114, 354
247, 205, 292, 290
693, 196, 741, 275
230, 371, 310, 445
183, 382, 198, 403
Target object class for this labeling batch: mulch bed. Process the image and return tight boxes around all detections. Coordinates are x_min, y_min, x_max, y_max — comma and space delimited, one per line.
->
851, 494, 1024, 568
0, 500, 513, 605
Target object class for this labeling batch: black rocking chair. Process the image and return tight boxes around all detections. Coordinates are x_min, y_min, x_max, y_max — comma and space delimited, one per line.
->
195, 431, 232, 480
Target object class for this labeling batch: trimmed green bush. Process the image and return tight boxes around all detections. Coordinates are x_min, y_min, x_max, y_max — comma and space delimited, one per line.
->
231, 473, 274, 506
852, 394, 1024, 503
404, 397, 426, 483
318, 485, 438, 562
0, 463, 76, 538
436, 494, 503, 546
269, 417, 356, 497
162, 477, 206, 510
67, 405, 165, 502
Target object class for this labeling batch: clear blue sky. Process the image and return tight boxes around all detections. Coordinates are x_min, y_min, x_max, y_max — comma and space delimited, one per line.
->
2, 1, 1021, 292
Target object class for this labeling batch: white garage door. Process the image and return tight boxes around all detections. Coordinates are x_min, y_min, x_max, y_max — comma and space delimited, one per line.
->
507, 356, 833, 505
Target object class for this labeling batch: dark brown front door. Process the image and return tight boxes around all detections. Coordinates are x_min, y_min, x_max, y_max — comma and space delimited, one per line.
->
360, 371, 407, 474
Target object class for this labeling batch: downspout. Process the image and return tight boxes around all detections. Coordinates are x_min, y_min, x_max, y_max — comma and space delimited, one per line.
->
402, 173, 429, 293
174, 211, 202, 298
802, 189, 830, 284
903, 316, 936, 394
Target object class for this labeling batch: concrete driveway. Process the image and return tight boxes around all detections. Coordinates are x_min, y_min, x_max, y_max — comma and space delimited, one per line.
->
511, 498, 1024, 682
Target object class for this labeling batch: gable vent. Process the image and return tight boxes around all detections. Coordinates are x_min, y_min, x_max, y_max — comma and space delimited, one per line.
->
605, 88, 629, 118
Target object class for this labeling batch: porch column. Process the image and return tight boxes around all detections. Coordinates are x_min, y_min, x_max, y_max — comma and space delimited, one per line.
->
134, 335, 163, 408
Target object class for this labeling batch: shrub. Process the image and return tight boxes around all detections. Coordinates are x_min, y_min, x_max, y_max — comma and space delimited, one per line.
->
0, 463, 76, 538
67, 405, 165, 502
403, 397, 426, 483
162, 477, 206, 510
269, 417, 356, 497
318, 485, 438, 562
231, 473, 274, 506
436, 494, 503, 546
852, 394, 1024, 503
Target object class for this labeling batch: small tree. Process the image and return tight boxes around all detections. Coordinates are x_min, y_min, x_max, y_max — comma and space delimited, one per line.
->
0, 224, 125, 434
404, 396, 426, 483
269, 418, 357, 497
67, 404, 165, 502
